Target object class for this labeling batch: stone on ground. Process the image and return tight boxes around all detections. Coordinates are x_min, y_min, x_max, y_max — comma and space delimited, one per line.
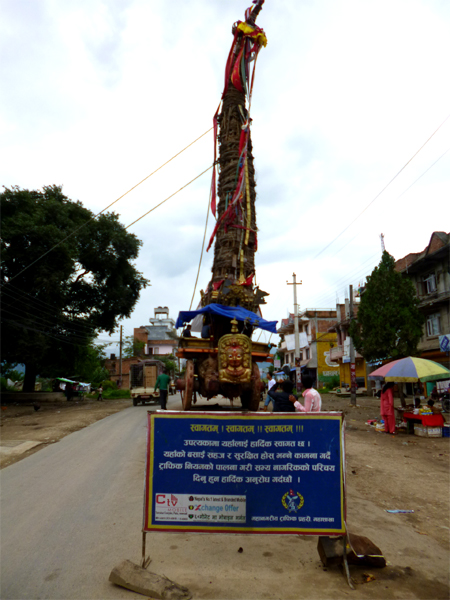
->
318, 533, 386, 569
109, 559, 192, 599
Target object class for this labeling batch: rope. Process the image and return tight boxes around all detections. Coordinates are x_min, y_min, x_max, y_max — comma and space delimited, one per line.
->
126, 165, 213, 230
189, 185, 213, 310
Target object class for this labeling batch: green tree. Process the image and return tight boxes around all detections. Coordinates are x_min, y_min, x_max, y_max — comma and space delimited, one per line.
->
0, 185, 149, 391
0, 362, 24, 381
73, 343, 110, 386
349, 251, 423, 362
159, 354, 177, 376
122, 336, 145, 358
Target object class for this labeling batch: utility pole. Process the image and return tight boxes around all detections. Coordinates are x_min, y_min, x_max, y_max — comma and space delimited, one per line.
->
349, 285, 357, 406
287, 274, 302, 392
119, 325, 123, 389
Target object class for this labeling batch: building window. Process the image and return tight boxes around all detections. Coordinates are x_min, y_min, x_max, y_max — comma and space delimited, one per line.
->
306, 348, 310, 359
423, 273, 437, 294
299, 351, 303, 360
426, 313, 441, 337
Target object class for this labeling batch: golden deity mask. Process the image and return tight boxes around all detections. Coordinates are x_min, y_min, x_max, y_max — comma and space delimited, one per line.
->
218, 319, 252, 383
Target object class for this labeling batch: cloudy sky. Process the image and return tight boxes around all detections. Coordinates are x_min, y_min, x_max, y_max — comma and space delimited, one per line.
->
2, 0, 449, 350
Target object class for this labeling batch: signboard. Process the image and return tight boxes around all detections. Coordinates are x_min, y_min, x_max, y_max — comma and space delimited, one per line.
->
439, 334, 450, 353
144, 412, 345, 535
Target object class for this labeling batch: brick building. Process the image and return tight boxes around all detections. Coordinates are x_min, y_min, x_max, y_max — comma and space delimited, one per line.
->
104, 355, 139, 390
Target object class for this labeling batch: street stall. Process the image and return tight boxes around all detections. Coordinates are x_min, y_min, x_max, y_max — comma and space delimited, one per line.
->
400, 409, 445, 436
368, 357, 449, 437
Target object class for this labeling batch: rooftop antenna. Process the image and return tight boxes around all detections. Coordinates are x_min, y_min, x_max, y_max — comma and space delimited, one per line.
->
380, 233, 385, 253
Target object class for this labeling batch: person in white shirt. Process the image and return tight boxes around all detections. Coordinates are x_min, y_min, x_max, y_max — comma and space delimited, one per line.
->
263, 373, 277, 411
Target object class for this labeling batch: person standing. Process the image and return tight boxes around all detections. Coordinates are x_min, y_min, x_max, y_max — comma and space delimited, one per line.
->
263, 373, 277, 411
380, 382, 396, 434
268, 379, 296, 412
154, 368, 171, 410
289, 375, 322, 412
97, 385, 103, 402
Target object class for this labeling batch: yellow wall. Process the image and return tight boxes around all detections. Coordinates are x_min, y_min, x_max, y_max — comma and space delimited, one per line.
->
339, 359, 367, 388
316, 332, 340, 384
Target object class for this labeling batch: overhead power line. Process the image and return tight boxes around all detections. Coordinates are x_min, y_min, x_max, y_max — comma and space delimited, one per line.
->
125, 164, 213, 230
1, 286, 97, 335
300, 251, 381, 310
330, 146, 450, 258
5, 128, 213, 283
313, 112, 450, 260
0, 317, 118, 347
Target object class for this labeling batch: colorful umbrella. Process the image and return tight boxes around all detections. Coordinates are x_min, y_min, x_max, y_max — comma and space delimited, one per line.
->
368, 357, 450, 383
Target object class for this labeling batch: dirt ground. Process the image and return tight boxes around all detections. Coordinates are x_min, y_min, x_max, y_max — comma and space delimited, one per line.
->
0, 397, 131, 469
1, 393, 449, 598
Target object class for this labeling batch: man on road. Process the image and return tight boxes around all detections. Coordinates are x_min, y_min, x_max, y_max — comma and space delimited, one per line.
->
154, 369, 171, 410
263, 373, 277, 411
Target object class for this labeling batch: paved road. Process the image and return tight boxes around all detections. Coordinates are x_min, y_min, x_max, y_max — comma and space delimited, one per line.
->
0, 403, 151, 600
6, 395, 441, 600
0, 395, 325, 600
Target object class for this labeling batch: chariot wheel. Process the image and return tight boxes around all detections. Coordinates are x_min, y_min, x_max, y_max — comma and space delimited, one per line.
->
181, 360, 194, 410
240, 363, 261, 411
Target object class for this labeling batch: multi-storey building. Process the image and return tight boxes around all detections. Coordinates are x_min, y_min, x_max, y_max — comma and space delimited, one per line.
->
277, 309, 339, 387
327, 301, 368, 390
105, 307, 178, 389
395, 231, 450, 385
134, 306, 178, 358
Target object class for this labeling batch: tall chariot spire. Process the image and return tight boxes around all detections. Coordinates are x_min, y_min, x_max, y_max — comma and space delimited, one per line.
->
202, 1, 269, 313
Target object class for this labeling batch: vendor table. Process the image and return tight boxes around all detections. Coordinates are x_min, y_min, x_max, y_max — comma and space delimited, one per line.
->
402, 411, 445, 434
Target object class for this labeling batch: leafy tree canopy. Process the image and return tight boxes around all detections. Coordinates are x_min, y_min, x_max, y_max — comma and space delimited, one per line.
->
0, 185, 149, 390
123, 335, 146, 359
73, 343, 110, 386
349, 251, 423, 363
159, 354, 177, 375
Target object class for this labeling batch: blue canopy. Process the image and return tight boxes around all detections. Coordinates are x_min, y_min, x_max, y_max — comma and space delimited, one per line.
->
176, 304, 278, 334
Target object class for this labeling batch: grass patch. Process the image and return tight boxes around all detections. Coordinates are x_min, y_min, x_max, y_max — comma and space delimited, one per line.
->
86, 390, 131, 400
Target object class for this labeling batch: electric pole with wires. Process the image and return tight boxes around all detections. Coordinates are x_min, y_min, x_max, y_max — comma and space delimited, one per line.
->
287, 274, 302, 391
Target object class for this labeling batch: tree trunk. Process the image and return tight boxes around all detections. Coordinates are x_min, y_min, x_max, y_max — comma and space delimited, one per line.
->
23, 363, 38, 393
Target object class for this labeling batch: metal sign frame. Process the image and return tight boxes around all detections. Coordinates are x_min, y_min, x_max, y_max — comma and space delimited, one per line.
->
143, 411, 346, 535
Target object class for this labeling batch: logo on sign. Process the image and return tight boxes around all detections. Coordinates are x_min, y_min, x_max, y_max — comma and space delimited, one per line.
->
156, 494, 179, 506
281, 489, 304, 513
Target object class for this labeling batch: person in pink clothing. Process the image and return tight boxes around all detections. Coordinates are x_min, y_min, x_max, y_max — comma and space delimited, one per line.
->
380, 381, 396, 434
289, 375, 322, 412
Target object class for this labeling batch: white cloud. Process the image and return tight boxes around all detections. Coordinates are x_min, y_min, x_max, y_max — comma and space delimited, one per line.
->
1, 0, 449, 351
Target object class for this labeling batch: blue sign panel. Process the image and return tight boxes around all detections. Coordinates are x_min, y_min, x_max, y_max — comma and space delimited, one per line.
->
144, 412, 345, 535
439, 334, 450, 353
